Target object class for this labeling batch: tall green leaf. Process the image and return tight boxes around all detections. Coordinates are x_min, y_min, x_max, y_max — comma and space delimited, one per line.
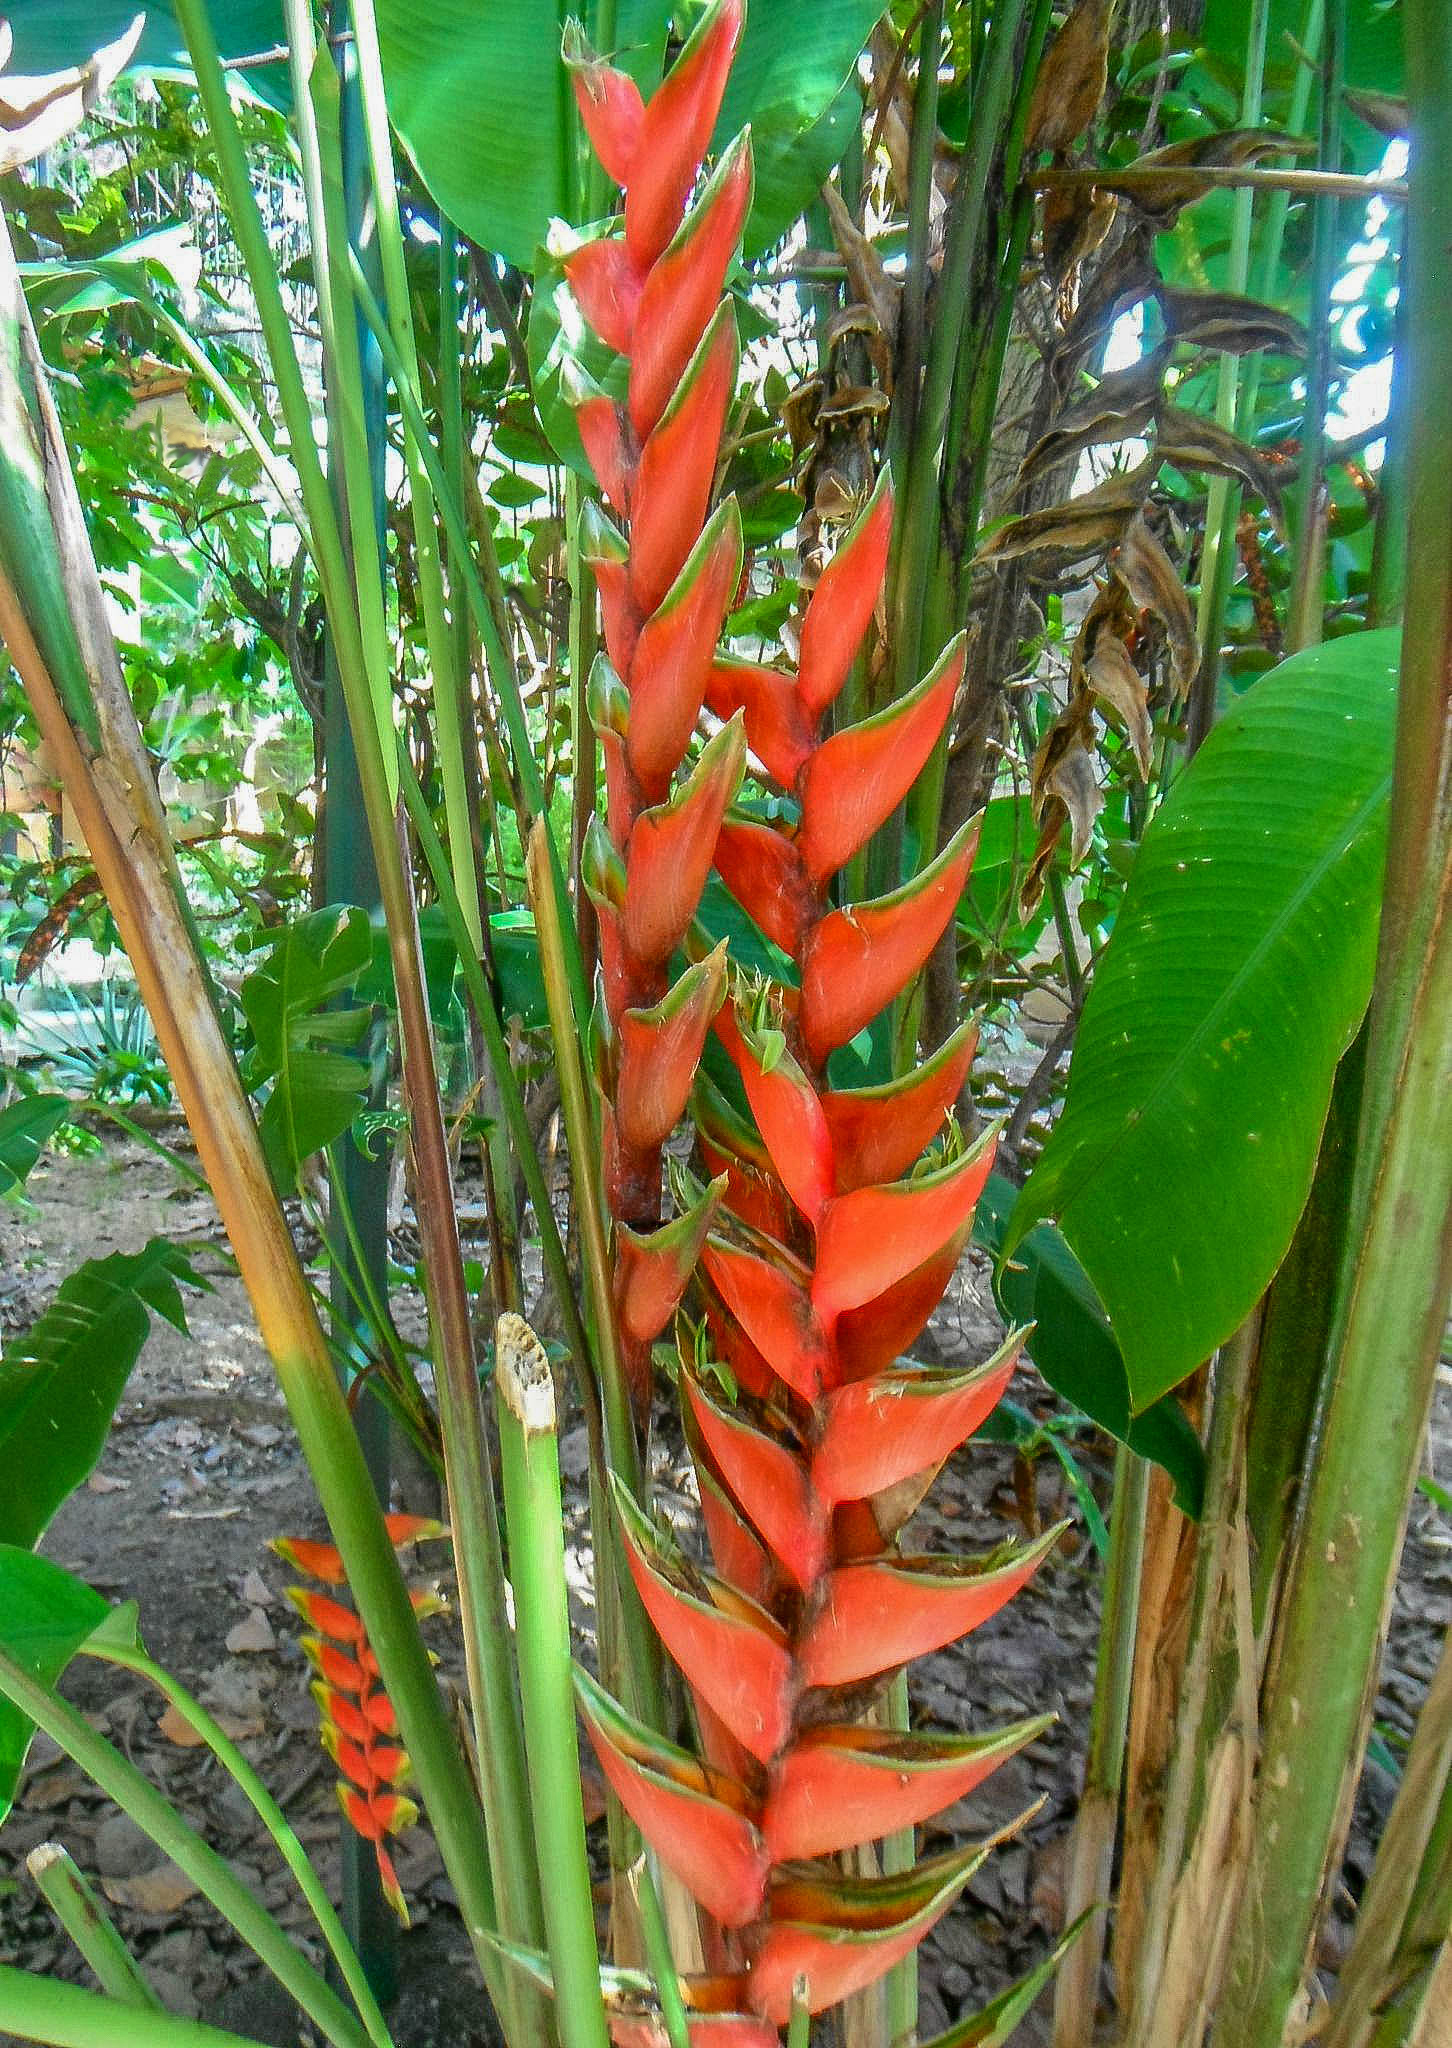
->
1006, 630, 1400, 1411
974, 1174, 1204, 1515
0, 1240, 204, 1550
0, 1548, 107, 1823
239, 905, 375, 1195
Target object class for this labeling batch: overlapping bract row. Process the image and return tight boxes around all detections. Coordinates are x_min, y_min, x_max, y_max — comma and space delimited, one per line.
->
566, 0, 753, 1408
273, 1516, 444, 1922
578, 478, 1055, 2038
566, 8, 1051, 2037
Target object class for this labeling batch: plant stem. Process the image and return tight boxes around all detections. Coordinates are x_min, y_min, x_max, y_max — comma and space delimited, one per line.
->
1286, 0, 1345, 654
85, 1639, 392, 2048
495, 1314, 611, 2048
889, 0, 1031, 715
525, 824, 662, 1726
632, 1856, 693, 2048
26, 1844, 160, 2011
0, 206, 501, 2000
0, 1651, 374, 2048
1031, 163, 1404, 201
0, 1965, 273, 2048
1051, 1445, 1149, 2048
883, 1667, 918, 2047
1216, 10, 1452, 2027
1322, 1625, 1452, 2048
1189, 0, 1272, 749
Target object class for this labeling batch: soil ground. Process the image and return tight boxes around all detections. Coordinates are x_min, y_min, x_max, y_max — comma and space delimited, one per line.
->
1, 1134, 1448, 2046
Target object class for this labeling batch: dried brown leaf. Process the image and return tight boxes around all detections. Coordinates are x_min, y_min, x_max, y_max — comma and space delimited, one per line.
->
1025, 0, 1111, 155
1344, 89, 1408, 141
101, 1865, 200, 1916
821, 182, 900, 353
1156, 405, 1285, 527
1042, 186, 1119, 314
1017, 347, 1170, 487
1098, 129, 1313, 224
976, 462, 1152, 570
1023, 697, 1102, 912
1114, 514, 1199, 698
1158, 285, 1308, 358
1083, 635, 1153, 780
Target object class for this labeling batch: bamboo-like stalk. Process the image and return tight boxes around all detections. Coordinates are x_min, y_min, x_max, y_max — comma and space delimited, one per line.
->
1189, 0, 1324, 748
171, 15, 547, 2015
1285, 0, 1346, 654
0, 1964, 274, 2048
1030, 163, 1405, 201
1122, 1314, 1259, 2045
888, 0, 1030, 719
26, 1844, 161, 2012
84, 1639, 392, 2047
0, 1650, 373, 2048
1215, 10, 1452, 2029
1051, 1445, 1150, 2048
1322, 1626, 1452, 2048
0, 207, 500, 1992
1188, 0, 1272, 749
495, 1314, 611, 2048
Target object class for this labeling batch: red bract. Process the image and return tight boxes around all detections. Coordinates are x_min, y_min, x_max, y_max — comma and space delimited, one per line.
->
566, 0, 751, 1411
568, 7, 1050, 2032
273, 1516, 444, 1924
584, 470, 1055, 2023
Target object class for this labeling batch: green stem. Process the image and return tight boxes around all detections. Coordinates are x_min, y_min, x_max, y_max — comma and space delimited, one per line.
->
1189, 0, 1272, 746
889, 0, 1031, 714
1286, 0, 1345, 654
1216, 10, 1452, 2027
0, 1965, 273, 2048
883, 1666, 918, 2048
26, 1843, 161, 2011
84, 1638, 393, 2048
1322, 1626, 1452, 2048
495, 1314, 611, 2048
397, 753, 594, 1384
1190, 0, 1324, 745
525, 823, 662, 1728
0, 1650, 374, 2048
1051, 1446, 1149, 2048
632, 1857, 693, 2048
891, 0, 945, 469
0, 191, 501, 2004
1367, 251, 1408, 629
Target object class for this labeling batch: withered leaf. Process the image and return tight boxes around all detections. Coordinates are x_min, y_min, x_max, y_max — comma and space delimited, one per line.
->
1114, 514, 1198, 699
0, 19, 144, 173
976, 462, 1152, 570
816, 384, 891, 423
1156, 406, 1285, 528
821, 182, 900, 355
1344, 90, 1408, 141
1025, 0, 1111, 155
1098, 129, 1313, 224
1083, 634, 1153, 780
102, 1865, 201, 1916
1158, 285, 1308, 359
1024, 696, 1103, 912
1017, 347, 1170, 487
1042, 186, 1119, 313
1055, 243, 1158, 364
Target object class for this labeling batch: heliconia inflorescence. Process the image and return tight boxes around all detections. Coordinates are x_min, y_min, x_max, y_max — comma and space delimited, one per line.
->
564, 0, 752, 1412
565, 5, 1054, 2039
272, 1515, 446, 1923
